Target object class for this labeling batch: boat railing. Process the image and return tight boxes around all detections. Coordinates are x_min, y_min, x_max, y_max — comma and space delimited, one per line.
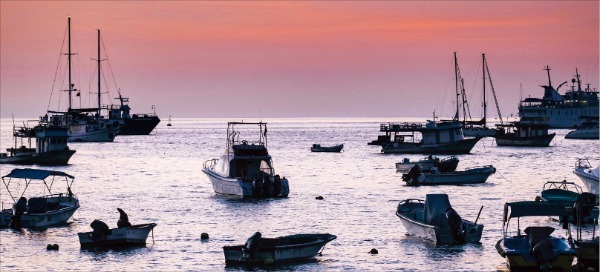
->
542, 180, 583, 193
380, 122, 424, 132
203, 159, 218, 169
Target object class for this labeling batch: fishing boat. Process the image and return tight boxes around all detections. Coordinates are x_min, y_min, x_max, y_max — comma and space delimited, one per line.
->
573, 159, 599, 195
223, 232, 336, 265
1, 124, 75, 166
395, 194, 484, 245
463, 54, 503, 138
494, 117, 556, 147
402, 165, 495, 186
310, 144, 343, 153
496, 201, 576, 271
395, 155, 459, 173
106, 94, 160, 135
376, 120, 481, 154
78, 208, 156, 248
0, 168, 80, 229
44, 17, 119, 142
202, 122, 290, 198
518, 67, 599, 129
539, 180, 598, 224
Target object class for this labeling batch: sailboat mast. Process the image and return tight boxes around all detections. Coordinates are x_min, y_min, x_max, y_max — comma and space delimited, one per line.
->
97, 29, 101, 118
482, 53, 487, 127
454, 52, 459, 121
68, 17, 73, 110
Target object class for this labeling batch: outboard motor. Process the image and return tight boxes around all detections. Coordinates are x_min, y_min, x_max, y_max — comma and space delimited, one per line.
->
90, 219, 111, 241
252, 178, 264, 197
525, 226, 556, 271
402, 164, 421, 184
273, 175, 282, 196
574, 192, 598, 224
10, 197, 27, 229
117, 208, 132, 228
241, 231, 262, 260
445, 207, 465, 244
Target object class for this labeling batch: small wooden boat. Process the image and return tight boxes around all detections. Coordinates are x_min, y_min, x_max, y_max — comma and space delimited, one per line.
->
539, 180, 599, 224
395, 155, 459, 173
402, 165, 495, 186
496, 201, 576, 271
310, 144, 343, 153
78, 223, 157, 248
0, 168, 79, 228
78, 208, 156, 248
223, 232, 336, 265
395, 194, 484, 245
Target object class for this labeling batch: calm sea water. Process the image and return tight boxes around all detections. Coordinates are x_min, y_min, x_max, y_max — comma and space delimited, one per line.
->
0, 117, 598, 271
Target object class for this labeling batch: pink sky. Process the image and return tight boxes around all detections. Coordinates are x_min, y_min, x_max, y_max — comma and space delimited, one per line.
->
1, 1, 598, 118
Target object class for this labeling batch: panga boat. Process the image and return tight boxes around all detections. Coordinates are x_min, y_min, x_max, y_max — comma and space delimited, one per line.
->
78, 208, 156, 248
310, 144, 343, 153
395, 155, 459, 173
223, 232, 336, 265
496, 201, 576, 271
573, 158, 599, 196
539, 180, 599, 224
203, 122, 290, 198
0, 168, 79, 228
402, 165, 495, 186
395, 194, 484, 245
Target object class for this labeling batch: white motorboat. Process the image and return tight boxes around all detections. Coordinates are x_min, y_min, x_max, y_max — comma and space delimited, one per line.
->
395, 155, 459, 173
573, 159, 599, 195
496, 201, 576, 271
565, 125, 599, 140
78, 208, 156, 248
395, 194, 484, 246
203, 122, 289, 198
223, 232, 336, 265
402, 165, 495, 186
0, 168, 79, 228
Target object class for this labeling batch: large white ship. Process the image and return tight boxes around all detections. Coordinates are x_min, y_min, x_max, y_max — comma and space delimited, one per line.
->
518, 67, 598, 128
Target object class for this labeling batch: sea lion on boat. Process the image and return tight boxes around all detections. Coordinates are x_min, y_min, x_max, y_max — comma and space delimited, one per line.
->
117, 208, 132, 228
90, 219, 110, 241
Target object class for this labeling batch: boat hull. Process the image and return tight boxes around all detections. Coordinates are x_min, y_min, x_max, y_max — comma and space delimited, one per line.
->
498, 237, 576, 271
382, 137, 481, 155
78, 223, 156, 247
495, 134, 555, 147
202, 168, 289, 198
405, 166, 495, 186
67, 126, 119, 142
0, 199, 79, 228
574, 167, 599, 195
395, 200, 483, 245
310, 144, 343, 153
223, 234, 336, 265
565, 127, 599, 139
118, 116, 160, 135
463, 127, 497, 137
396, 156, 459, 173
32, 150, 76, 166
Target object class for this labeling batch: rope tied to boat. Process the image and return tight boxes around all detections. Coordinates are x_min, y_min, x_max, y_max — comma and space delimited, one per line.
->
151, 228, 155, 244
495, 169, 513, 183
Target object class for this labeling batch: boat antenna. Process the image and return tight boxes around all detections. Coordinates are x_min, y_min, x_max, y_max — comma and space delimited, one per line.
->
544, 65, 552, 88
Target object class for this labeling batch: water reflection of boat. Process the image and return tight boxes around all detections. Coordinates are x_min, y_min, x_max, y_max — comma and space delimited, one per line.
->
223, 232, 336, 265
0, 168, 80, 229
310, 144, 343, 153
395, 155, 459, 173
395, 194, 484, 246
496, 201, 576, 271
202, 122, 289, 198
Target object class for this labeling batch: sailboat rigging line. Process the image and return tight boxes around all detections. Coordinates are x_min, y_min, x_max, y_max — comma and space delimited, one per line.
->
484, 56, 503, 124
101, 38, 121, 96
48, 24, 69, 112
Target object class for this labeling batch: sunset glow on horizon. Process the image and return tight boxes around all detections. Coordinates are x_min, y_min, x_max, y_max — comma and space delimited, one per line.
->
1, 1, 598, 119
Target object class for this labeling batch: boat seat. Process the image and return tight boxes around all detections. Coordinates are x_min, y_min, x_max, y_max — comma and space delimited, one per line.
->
27, 197, 47, 213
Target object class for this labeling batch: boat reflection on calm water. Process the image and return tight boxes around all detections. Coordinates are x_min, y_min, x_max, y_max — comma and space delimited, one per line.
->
0, 117, 598, 271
